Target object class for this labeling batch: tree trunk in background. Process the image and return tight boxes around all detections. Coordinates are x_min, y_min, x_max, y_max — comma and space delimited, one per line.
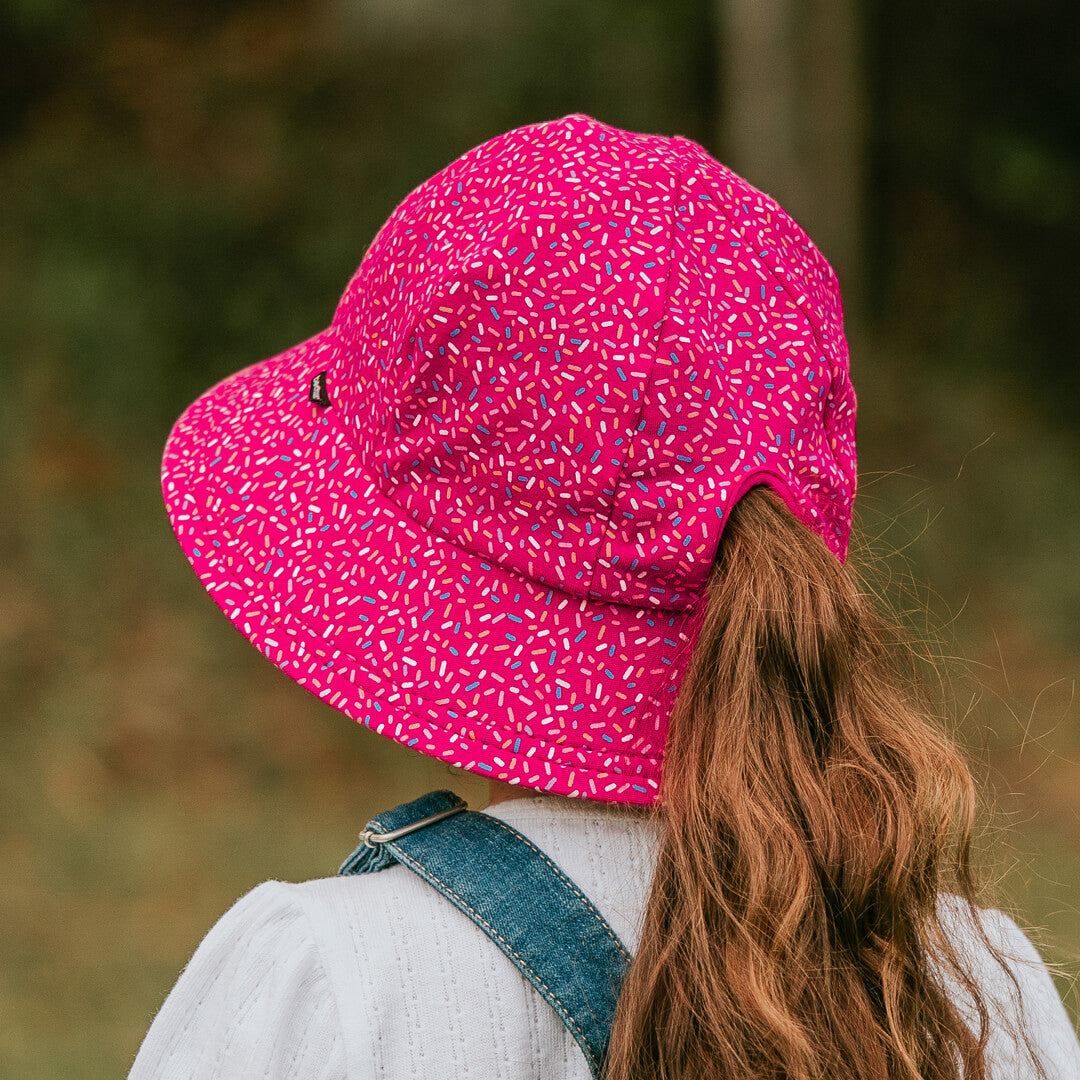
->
716, 0, 866, 313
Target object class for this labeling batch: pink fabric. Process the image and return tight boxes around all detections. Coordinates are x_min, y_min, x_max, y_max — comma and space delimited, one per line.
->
161, 113, 856, 804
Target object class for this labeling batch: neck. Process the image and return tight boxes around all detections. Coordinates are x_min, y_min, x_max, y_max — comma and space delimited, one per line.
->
487, 779, 553, 806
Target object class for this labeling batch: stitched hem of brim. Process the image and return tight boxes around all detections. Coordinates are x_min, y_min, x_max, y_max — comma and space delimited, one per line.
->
178, 534, 665, 804
203, 522, 665, 770
162, 436, 675, 775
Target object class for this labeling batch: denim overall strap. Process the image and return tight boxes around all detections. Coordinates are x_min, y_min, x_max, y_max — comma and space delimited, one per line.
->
338, 790, 632, 1078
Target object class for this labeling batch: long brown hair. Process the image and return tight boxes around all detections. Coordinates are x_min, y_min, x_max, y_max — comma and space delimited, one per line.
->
604, 485, 1043, 1080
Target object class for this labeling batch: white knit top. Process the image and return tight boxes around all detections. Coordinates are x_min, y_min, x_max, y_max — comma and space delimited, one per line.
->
127, 795, 1080, 1079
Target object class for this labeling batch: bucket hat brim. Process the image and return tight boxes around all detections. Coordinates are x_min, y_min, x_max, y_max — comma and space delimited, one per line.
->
161, 327, 707, 804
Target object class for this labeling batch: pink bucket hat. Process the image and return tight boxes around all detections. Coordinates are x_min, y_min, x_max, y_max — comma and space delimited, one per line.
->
162, 113, 856, 805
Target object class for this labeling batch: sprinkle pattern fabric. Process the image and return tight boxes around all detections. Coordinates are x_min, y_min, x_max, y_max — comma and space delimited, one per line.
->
161, 113, 857, 804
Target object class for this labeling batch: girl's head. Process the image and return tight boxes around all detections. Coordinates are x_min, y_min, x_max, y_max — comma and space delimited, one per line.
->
161, 112, 856, 804
163, 114, 1043, 1079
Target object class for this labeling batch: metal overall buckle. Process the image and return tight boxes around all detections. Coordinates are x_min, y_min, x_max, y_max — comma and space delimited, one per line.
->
358, 803, 468, 848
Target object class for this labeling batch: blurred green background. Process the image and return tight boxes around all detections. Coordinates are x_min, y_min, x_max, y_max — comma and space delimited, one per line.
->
2, 0, 1078, 1075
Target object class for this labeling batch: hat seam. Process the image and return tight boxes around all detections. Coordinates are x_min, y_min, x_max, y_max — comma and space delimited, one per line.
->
586, 155, 692, 598
691, 163, 837, 375
691, 164, 857, 494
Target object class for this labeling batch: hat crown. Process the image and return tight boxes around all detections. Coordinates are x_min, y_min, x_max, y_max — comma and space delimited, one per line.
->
327, 114, 856, 609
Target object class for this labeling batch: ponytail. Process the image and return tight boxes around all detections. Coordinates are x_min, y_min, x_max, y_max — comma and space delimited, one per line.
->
604, 485, 1041, 1080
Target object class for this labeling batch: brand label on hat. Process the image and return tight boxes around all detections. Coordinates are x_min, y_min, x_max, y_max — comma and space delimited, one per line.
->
309, 370, 331, 407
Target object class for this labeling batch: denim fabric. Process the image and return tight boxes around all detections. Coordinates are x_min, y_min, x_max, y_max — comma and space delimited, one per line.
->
338, 790, 632, 1078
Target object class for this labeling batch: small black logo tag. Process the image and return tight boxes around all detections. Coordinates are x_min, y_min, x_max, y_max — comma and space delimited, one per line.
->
309, 370, 331, 407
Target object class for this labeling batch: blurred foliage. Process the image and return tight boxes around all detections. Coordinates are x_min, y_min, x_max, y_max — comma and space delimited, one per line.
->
1, 0, 1078, 1076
